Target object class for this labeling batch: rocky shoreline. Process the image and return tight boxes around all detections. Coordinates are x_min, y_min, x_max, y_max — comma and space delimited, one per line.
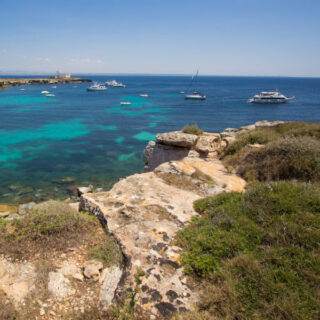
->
0, 120, 284, 319
0, 77, 92, 89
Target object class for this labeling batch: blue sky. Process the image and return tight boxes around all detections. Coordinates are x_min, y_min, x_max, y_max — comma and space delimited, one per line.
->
0, 0, 319, 76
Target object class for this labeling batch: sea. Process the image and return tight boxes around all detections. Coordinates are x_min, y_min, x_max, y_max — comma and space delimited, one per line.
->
0, 75, 320, 204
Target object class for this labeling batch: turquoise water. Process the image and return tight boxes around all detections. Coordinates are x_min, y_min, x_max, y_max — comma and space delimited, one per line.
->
0, 75, 320, 203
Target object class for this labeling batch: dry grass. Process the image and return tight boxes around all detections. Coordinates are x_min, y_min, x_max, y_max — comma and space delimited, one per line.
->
236, 136, 320, 182
0, 200, 100, 260
182, 124, 203, 136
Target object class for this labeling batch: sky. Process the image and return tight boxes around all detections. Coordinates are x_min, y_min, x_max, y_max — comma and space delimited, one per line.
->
0, 0, 319, 77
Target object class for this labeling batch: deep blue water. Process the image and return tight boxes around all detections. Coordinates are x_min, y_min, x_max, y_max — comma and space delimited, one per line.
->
0, 75, 320, 203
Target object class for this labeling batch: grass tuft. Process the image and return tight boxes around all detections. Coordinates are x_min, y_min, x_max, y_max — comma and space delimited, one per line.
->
182, 124, 203, 136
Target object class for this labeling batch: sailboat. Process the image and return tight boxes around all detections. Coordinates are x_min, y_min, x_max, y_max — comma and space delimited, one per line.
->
185, 70, 206, 100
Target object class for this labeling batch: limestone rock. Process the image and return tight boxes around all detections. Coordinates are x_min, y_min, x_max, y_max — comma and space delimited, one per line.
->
77, 185, 93, 196
99, 266, 123, 311
194, 134, 220, 154
18, 202, 36, 215
58, 261, 83, 281
156, 131, 197, 148
68, 202, 80, 212
83, 260, 103, 281
0, 258, 36, 303
48, 272, 73, 297
144, 142, 189, 172
0, 204, 18, 216
255, 120, 285, 128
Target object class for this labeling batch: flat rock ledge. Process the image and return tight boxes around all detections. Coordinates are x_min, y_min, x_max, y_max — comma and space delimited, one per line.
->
78, 122, 282, 318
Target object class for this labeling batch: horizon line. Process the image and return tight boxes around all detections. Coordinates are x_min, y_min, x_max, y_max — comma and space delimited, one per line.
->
0, 72, 319, 79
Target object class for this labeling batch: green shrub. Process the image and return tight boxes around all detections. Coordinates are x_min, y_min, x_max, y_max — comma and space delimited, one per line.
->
176, 182, 320, 319
224, 121, 320, 156
89, 235, 123, 267
182, 124, 203, 136
237, 136, 320, 182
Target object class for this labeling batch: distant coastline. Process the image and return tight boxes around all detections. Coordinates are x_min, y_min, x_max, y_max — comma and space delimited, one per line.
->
0, 77, 92, 90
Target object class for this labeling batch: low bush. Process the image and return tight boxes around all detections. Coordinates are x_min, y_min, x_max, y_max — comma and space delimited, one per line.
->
0, 200, 99, 258
89, 235, 123, 267
224, 121, 320, 156
182, 124, 203, 136
176, 182, 320, 319
237, 136, 320, 182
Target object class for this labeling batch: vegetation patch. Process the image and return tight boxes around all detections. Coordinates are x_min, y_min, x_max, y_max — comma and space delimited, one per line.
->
0, 200, 99, 259
176, 182, 320, 319
182, 124, 203, 136
89, 235, 123, 267
223, 122, 320, 183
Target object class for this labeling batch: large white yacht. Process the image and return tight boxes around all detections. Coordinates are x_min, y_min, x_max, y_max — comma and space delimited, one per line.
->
248, 90, 295, 104
87, 83, 107, 91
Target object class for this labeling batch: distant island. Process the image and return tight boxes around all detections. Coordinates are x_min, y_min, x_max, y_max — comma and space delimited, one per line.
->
0, 73, 92, 90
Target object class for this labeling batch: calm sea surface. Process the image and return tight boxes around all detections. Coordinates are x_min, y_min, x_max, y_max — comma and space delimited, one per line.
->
1, 75, 320, 203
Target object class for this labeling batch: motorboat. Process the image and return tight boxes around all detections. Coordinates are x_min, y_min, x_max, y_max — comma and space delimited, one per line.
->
105, 80, 118, 86
120, 101, 132, 105
180, 91, 185, 94
185, 92, 207, 100
87, 83, 107, 91
184, 70, 206, 100
140, 94, 149, 97
113, 83, 126, 88
45, 93, 55, 97
51, 86, 57, 89
248, 90, 295, 104
20, 88, 25, 91
41, 90, 49, 94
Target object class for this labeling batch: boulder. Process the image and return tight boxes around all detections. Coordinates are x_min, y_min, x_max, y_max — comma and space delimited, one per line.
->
18, 202, 36, 215
77, 185, 93, 196
99, 266, 123, 311
156, 131, 197, 148
48, 272, 74, 297
83, 260, 103, 281
144, 142, 189, 172
58, 261, 83, 281
194, 134, 220, 154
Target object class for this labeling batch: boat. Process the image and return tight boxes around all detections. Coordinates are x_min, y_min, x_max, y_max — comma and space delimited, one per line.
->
185, 92, 207, 100
120, 101, 132, 105
41, 90, 49, 94
180, 91, 185, 94
113, 83, 126, 88
87, 83, 107, 91
248, 90, 295, 104
45, 93, 55, 97
51, 86, 57, 89
140, 94, 149, 97
19, 88, 25, 91
184, 70, 206, 100
105, 80, 118, 86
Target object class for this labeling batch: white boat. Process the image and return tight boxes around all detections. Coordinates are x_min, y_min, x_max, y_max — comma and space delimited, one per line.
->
20, 88, 25, 91
87, 83, 107, 91
105, 79, 117, 86
248, 90, 295, 104
120, 101, 132, 105
140, 94, 149, 97
41, 90, 49, 94
185, 92, 207, 100
180, 91, 185, 94
184, 70, 206, 100
113, 83, 126, 88
45, 93, 55, 97
51, 86, 57, 89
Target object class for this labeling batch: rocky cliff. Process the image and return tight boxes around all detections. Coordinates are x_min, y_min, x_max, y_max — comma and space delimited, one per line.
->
0, 120, 283, 319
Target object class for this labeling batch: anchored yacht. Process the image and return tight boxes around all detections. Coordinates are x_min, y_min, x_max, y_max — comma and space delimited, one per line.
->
87, 83, 107, 91
249, 90, 295, 104
184, 71, 206, 100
